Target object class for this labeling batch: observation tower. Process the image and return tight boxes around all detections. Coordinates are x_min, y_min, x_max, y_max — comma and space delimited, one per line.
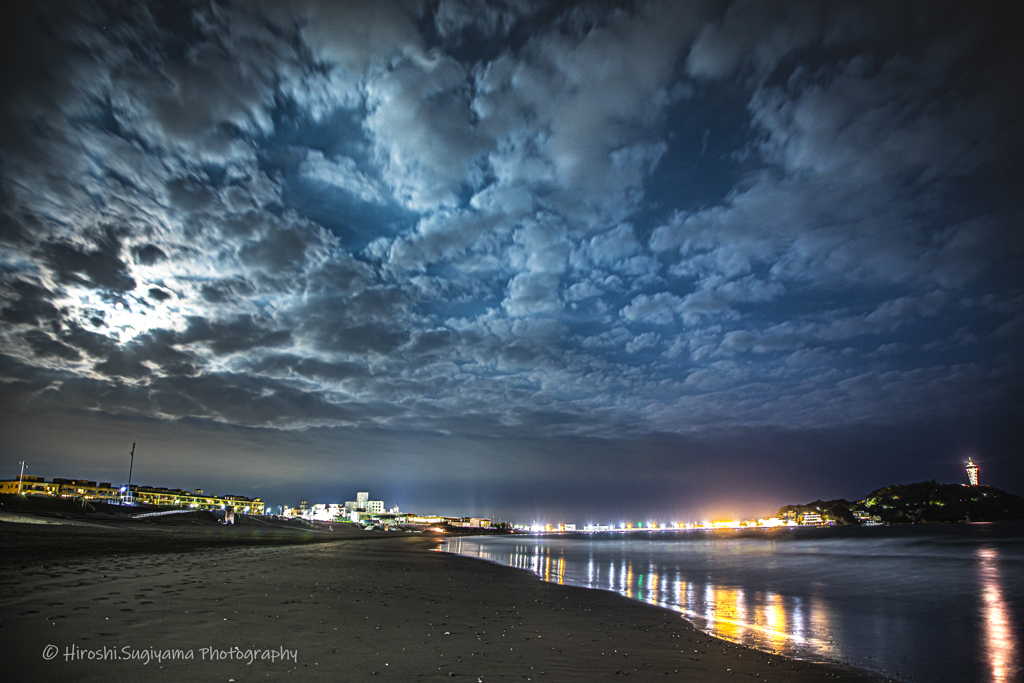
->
965, 458, 979, 487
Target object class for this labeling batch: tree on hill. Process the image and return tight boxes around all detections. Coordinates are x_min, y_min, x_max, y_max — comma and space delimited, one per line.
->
781, 481, 1024, 525
859, 481, 1024, 524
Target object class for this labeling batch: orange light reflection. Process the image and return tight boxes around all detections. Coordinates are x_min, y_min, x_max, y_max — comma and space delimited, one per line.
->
978, 546, 1020, 683
450, 541, 837, 666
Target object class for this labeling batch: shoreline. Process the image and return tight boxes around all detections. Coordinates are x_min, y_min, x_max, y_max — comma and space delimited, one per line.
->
1, 519, 889, 682
433, 538, 890, 682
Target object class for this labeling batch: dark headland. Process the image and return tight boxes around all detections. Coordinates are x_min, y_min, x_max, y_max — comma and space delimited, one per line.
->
0, 507, 889, 683
779, 480, 1024, 525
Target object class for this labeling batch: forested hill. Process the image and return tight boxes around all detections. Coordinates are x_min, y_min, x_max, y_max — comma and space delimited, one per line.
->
778, 481, 1024, 525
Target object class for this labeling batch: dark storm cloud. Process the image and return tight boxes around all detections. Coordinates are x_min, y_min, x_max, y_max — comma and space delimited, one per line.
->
22, 329, 82, 361
179, 315, 292, 355
133, 244, 167, 265
40, 230, 136, 293
0, 0, 1022, 507
0, 280, 61, 325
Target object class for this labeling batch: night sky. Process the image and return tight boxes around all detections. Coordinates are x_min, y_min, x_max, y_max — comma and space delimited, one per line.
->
1, 1, 1022, 523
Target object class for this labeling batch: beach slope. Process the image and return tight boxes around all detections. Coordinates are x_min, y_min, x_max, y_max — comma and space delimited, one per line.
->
0, 521, 885, 682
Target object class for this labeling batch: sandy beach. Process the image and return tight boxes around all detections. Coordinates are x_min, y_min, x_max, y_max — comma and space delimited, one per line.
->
0, 519, 887, 682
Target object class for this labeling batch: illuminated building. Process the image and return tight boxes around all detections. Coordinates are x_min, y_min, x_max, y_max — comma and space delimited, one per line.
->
0, 475, 263, 513
463, 517, 492, 528
53, 478, 120, 502
286, 492, 408, 524
284, 502, 346, 521
712, 520, 743, 528
407, 515, 486, 527
129, 486, 264, 514
966, 458, 979, 487
798, 512, 823, 525
344, 491, 385, 518
0, 476, 59, 496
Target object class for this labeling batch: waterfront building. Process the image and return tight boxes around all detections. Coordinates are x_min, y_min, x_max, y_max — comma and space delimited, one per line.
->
406, 515, 455, 525
449, 517, 492, 528
0, 475, 263, 514
0, 475, 59, 496
798, 512, 823, 525
344, 491, 385, 516
55, 478, 120, 502
280, 491, 487, 528
403, 514, 492, 529
284, 492, 396, 523
966, 458, 979, 486
129, 486, 264, 514
282, 502, 346, 521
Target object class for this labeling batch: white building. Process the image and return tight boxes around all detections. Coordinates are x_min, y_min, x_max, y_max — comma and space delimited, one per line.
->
285, 491, 393, 523
283, 502, 345, 521
799, 512, 823, 525
344, 491, 385, 520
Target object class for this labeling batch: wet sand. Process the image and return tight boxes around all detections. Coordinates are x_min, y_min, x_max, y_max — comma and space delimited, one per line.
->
0, 520, 887, 682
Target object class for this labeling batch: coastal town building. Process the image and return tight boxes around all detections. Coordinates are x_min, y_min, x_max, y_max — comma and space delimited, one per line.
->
797, 512, 823, 525
283, 490, 415, 525
345, 492, 385, 517
0, 475, 263, 514
283, 491, 391, 522
278, 493, 495, 529
450, 517, 492, 528
128, 486, 264, 514
404, 514, 493, 528
0, 475, 60, 496
282, 502, 345, 521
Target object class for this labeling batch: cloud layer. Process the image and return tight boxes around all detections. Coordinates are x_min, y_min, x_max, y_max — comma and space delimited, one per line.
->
1, 0, 1021, 459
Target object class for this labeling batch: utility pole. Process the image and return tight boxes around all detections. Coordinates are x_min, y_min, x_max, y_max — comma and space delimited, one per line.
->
124, 442, 135, 506
17, 461, 26, 494
127, 442, 135, 488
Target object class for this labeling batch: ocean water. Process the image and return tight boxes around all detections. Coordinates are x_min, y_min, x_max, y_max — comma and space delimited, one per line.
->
438, 523, 1024, 683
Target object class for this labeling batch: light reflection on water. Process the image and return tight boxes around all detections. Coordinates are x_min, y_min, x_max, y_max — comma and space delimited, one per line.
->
978, 546, 1019, 683
439, 525, 1023, 683
441, 537, 833, 660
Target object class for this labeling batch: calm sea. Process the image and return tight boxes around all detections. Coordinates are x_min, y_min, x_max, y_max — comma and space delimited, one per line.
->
439, 523, 1024, 683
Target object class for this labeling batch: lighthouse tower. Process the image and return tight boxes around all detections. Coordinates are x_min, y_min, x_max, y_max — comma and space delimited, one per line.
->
966, 458, 979, 487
